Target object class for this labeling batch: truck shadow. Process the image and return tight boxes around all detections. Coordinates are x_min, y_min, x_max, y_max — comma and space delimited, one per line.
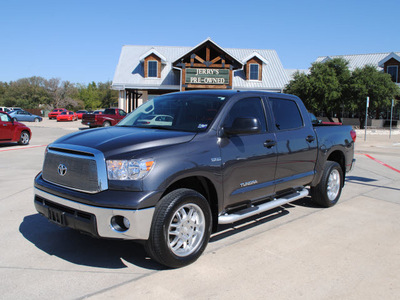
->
19, 214, 165, 270
20, 196, 324, 270
211, 196, 317, 243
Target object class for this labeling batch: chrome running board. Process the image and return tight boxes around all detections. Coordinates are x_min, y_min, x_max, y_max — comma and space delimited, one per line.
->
218, 188, 309, 224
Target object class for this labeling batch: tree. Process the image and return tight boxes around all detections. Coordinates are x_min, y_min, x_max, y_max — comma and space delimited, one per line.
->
98, 81, 118, 108
45, 78, 80, 109
285, 59, 400, 126
0, 77, 117, 111
285, 58, 351, 122
77, 81, 117, 109
77, 82, 102, 109
348, 65, 400, 128
2, 77, 51, 108
0, 82, 8, 106
284, 71, 313, 109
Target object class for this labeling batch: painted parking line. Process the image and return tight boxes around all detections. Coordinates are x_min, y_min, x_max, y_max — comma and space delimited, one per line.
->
0, 144, 47, 152
357, 153, 400, 174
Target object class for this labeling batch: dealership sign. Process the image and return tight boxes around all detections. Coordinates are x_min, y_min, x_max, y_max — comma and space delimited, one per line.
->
185, 68, 229, 85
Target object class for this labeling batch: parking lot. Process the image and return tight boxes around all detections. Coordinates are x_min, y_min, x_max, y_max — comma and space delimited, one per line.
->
1, 119, 400, 299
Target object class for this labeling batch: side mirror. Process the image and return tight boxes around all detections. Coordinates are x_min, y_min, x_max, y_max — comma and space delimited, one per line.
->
223, 117, 261, 135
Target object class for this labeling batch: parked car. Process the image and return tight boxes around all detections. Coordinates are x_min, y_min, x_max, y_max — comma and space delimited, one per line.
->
0, 107, 10, 113
9, 110, 43, 122
57, 111, 78, 122
8, 107, 23, 112
0, 112, 31, 145
82, 108, 126, 128
48, 108, 67, 119
76, 110, 88, 119
135, 114, 173, 126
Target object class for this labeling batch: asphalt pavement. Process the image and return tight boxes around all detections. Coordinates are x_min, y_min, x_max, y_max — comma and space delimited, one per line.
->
0, 119, 399, 299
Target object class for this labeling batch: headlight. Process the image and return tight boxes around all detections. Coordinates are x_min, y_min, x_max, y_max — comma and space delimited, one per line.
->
106, 159, 154, 180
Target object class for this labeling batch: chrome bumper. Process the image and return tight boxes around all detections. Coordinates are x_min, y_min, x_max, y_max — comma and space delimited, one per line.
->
34, 188, 154, 240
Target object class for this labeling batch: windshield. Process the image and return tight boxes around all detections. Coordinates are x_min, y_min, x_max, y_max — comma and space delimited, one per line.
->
117, 93, 227, 132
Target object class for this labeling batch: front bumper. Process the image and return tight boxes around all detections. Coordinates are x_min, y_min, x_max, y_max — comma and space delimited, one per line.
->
34, 188, 154, 240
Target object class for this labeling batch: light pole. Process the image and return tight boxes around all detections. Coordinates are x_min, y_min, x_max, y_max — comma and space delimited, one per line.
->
364, 96, 369, 141
390, 99, 394, 139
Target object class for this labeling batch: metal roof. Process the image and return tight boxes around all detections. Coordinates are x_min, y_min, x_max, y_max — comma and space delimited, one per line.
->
112, 43, 290, 92
285, 69, 309, 79
315, 52, 400, 71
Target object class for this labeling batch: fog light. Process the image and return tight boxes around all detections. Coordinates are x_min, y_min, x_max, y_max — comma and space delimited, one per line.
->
111, 216, 130, 232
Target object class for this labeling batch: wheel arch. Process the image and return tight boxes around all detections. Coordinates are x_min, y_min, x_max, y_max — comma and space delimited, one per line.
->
326, 150, 346, 184
161, 176, 219, 232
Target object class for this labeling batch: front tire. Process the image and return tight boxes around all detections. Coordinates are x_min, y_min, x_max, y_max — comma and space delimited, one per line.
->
145, 188, 212, 268
103, 121, 111, 127
18, 131, 30, 145
311, 161, 343, 207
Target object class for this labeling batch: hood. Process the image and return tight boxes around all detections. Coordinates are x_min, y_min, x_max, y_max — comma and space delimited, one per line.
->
53, 126, 196, 157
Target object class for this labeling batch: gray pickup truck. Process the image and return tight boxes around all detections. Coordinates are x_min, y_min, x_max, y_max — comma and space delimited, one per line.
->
34, 90, 356, 268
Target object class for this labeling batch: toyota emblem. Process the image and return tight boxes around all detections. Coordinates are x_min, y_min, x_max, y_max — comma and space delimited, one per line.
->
58, 164, 67, 176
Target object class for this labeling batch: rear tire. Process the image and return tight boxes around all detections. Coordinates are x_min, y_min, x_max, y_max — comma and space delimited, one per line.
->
311, 161, 343, 207
145, 188, 212, 268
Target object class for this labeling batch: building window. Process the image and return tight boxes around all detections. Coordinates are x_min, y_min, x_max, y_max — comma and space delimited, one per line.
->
249, 64, 259, 80
148, 61, 158, 78
387, 65, 398, 82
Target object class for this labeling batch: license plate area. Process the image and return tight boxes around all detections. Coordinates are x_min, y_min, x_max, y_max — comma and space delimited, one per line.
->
48, 207, 66, 226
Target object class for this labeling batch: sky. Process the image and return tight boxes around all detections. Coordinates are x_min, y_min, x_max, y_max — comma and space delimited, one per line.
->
1, 0, 399, 85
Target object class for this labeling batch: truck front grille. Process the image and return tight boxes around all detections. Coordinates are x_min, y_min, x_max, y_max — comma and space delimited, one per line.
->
42, 145, 108, 193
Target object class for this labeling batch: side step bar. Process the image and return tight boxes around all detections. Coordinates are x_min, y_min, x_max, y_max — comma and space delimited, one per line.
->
218, 188, 309, 224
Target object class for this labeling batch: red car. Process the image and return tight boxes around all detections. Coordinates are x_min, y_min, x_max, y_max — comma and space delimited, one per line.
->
48, 108, 67, 119
76, 110, 88, 119
0, 112, 31, 145
57, 111, 78, 122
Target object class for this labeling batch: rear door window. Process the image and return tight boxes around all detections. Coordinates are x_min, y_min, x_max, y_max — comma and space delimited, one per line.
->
269, 98, 303, 130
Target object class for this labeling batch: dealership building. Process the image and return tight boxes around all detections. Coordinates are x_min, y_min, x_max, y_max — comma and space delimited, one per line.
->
112, 38, 291, 112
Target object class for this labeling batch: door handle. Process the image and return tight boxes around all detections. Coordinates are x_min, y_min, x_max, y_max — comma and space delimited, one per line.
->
264, 140, 276, 148
306, 135, 315, 143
